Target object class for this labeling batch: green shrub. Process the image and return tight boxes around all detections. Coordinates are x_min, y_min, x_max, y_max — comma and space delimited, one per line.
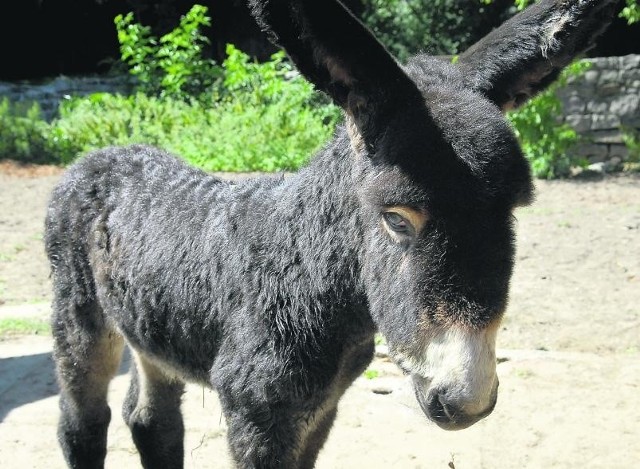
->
114, 4, 223, 100
507, 61, 591, 179
622, 128, 640, 167
0, 98, 56, 164
49, 92, 201, 164
44, 44, 341, 172
620, 0, 640, 24
24, 5, 340, 171
485, 0, 639, 24
361, 0, 511, 61
180, 45, 340, 172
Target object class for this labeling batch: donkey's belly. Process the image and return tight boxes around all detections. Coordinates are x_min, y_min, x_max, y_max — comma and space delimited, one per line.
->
96, 280, 221, 386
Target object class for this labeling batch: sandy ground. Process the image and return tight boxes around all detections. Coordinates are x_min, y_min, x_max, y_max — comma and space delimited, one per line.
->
0, 160, 638, 468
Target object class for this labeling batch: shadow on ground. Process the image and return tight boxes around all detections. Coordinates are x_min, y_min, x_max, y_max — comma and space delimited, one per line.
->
0, 345, 131, 422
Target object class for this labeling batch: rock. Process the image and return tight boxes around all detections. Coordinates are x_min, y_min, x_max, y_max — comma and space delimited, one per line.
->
591, 130, 625, 144
565, 114, 591, 133
585, 100, 609, 114
576, 143, 609, 159
610, 95, 639, 117
607, 156, 623, 171
587, 162, 607, 173
609, 144, 630, 159
565, 98, 586, 114
621, 54, 640, 70
591, 114, 621, 130
374, 344, 389, 359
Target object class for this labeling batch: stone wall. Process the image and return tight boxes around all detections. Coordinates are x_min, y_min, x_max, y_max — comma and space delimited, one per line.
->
557, 54, 640, 167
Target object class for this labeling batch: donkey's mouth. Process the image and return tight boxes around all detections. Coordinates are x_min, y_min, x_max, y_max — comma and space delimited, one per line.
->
412, 375, 498, 431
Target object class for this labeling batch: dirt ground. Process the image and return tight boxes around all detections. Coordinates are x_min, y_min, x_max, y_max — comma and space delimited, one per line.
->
0, 160, 638, 468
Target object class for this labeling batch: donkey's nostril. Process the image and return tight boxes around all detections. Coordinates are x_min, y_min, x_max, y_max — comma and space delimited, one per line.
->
427, 391, 459, 424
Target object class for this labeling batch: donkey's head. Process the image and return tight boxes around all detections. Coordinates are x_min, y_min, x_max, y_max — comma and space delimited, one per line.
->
249, 0, 617, 430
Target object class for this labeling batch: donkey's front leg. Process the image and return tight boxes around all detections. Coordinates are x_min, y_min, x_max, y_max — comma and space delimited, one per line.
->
295, 405, 339, 468
218, 382, 335, 469
220, 398, 305, 468
219, 340, 375, 468
296, 339, 376, 467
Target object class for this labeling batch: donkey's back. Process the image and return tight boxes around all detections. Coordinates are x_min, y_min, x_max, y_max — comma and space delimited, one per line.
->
46, 144, 293, 382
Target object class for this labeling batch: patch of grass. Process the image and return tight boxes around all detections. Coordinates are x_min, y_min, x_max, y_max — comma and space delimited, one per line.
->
0, 244, 28, 262
23, 298, 50, 305
374, 333, 386, 345
0, 317, 51, 337
514, 368, 534, 379
2, 5, 342, 170
0, 252, 15, 262
622, 127, 640, 163
363, 369, 380, 380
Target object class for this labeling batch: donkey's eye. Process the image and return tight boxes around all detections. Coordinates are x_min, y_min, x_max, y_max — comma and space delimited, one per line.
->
381, 206, 427, 241
383, 212, 411, 233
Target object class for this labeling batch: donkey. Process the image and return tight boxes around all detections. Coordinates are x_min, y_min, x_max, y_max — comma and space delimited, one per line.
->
45, 0, 617, 467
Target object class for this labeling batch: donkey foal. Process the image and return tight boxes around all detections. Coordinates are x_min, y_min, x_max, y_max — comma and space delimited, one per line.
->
45, 0, 617, 467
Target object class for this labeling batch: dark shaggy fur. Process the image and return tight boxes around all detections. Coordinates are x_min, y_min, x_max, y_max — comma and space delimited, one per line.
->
45, 1, 618, 467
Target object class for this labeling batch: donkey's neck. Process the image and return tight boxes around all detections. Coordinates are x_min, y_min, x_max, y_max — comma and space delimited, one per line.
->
224, 127, 370, 340
259, 128, 363, 294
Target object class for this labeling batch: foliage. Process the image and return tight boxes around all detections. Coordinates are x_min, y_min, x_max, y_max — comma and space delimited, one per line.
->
507, 61, 591, 179
0, 99, 56, 164
114, 4, 223, 100
2, 4, 341, 171
485, 0, 639, 24
620, 0, 640, 24
622, 128, 640, 163
363, 369, 380, 379
5, 44, 341, 172
0, 317, 51, 337
360, 0, 512, 61
511, 0, 533, 10
181, 45, 341, 172
49, 92, 202, 165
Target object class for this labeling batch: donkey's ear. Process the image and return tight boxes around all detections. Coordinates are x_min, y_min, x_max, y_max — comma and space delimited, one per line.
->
248, 0, 421, 146
456, 0, 619, 111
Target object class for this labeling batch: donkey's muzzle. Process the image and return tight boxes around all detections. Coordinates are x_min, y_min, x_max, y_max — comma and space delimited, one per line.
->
413, 376, 498, 431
